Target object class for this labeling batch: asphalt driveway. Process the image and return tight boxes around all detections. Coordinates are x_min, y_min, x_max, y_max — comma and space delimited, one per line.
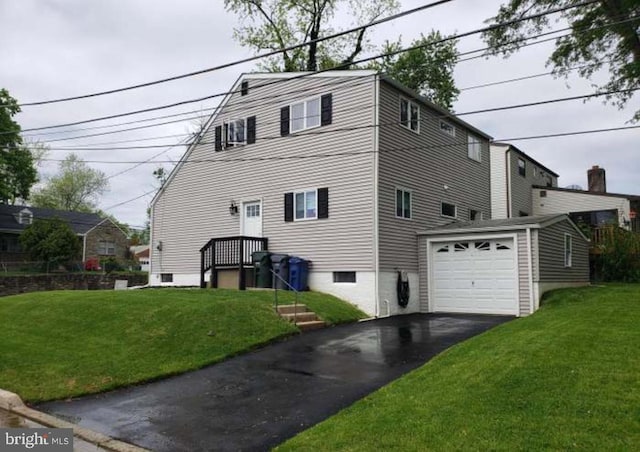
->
39, 313, 511, 451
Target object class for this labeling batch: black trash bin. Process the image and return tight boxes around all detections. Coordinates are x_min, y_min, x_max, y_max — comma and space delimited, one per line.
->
253, 251, 272, 288
270, 254, 290, 289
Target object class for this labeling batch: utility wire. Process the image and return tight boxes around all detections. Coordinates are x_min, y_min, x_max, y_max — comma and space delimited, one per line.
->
9, 1, 454, 107
10, 0, 599, 134
38, 123, 640, 165
36, 86, 640, 152
18, 6, 627, 142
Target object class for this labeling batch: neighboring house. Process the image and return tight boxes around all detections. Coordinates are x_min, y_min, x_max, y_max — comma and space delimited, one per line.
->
130, 245, 150, 271
490, 142, 559, 218
533, 166, 640, 233
150, 70, 590, 318
418, 215, 590, 316
0, 205, 128, 269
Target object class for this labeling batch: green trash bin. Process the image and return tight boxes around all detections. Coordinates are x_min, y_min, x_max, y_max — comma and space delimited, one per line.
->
253, 251, 272, 288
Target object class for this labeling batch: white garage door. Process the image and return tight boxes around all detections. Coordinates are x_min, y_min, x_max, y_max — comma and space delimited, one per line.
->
431, 238, 518, 315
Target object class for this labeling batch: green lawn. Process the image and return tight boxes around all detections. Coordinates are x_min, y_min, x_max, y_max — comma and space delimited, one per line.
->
278, 285, 640, 451
0, 288, 365, 403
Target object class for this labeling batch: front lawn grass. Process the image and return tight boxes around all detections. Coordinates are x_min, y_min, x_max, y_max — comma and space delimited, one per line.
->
0, 288, 363, 403
278, 284, 640, 451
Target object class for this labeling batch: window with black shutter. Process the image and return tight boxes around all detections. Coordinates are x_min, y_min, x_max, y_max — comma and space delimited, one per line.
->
284, 188, 329, 221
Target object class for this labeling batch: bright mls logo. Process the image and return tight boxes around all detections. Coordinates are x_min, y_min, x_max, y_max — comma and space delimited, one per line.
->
1, 428, 72, 451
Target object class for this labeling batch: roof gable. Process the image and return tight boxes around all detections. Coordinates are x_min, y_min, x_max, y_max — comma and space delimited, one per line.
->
0, 204, 104, 235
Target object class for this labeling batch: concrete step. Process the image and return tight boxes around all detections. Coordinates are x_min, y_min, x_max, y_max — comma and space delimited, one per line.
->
296, 320, 326, 332
281, 312, 318, 323
277, 304, 308, 314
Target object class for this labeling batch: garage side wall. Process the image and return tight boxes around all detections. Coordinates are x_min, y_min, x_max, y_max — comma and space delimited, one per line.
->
516, 231, 532, 316
538, 220, 590, 283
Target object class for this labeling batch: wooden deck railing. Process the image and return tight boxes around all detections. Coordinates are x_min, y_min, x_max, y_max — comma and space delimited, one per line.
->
200, 236, 268, 289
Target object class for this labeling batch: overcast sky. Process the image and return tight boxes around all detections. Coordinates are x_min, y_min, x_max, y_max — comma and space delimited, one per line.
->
1, 0, 638, 228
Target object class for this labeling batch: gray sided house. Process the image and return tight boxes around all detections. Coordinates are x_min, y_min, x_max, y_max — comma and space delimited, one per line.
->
150, 70, 493, 316
0, 205, 128, 269
490, 142, 559, 218
417, 215, 590, 316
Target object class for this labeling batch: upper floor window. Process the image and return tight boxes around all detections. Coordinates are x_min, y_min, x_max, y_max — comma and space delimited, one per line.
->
215, 116, 256, 151
291, 97, 321, 133
281, 94, 332, 137
467, 134, 482, 162
396, 188, 412, 219
439, 120, 456, 137
518, 158, 526, 177
18, 209, 33, 225
225, 118, 246, 147
400, 98, 419, 133
98, 240, 116, 256
470, 209, 483, 221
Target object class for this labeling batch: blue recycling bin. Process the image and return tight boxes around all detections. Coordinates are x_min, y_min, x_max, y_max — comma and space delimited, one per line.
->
288, 257, 309, 291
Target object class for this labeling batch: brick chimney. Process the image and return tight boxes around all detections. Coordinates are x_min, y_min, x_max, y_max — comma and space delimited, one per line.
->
587, 165, 606, 193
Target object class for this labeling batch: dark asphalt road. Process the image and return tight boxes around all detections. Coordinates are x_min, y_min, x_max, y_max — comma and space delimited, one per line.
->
39, 313, 511, 452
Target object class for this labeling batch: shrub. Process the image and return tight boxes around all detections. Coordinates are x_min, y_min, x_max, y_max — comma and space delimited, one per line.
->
597, 227, 640, 282
19, 218, 81, 269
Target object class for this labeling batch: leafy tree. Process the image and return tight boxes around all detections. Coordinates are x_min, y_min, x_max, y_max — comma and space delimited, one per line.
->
0, 89, 38, 204
224, 0, 399, 71
31, 153, 108, 212
483, 0, 640, 121
20, 218, 81, 268
596, 226, 640, 282
370, 32, 460, 110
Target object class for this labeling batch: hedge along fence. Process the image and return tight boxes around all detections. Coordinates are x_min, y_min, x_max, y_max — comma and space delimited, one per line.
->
0, 273, 149, 297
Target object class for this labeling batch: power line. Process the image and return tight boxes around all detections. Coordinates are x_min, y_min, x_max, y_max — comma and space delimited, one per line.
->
102, 188, 158, 211
17, 3, 623, 143
11, 0, 599, 134
38, 123, 640, 165
9, 1, 454, 107
35, 86, 640, 152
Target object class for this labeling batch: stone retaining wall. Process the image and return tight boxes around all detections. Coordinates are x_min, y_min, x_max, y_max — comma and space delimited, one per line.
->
0, 273, 149, 297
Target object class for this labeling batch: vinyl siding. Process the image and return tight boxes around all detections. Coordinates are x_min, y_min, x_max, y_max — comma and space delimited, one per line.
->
516, 231, 531, 316
532, 188, 631, 228
508, 150, 557, 217
538, 220, 590, 282
151, 74, 376, 275
489, 146, 508, 219
377, 81, 492, 273
418, 236, 428, 311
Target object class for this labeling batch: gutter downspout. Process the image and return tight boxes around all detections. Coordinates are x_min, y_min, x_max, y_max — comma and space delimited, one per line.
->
505, 148, 512, 218
526, 227, 535, 314
82, 234, 87, 263
373, 73, 380, 318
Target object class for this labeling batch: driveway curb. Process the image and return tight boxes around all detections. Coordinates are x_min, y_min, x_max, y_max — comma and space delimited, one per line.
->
0, 388, 148, 452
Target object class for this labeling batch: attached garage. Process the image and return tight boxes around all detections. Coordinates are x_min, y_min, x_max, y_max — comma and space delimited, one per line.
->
418, 215, 590, 317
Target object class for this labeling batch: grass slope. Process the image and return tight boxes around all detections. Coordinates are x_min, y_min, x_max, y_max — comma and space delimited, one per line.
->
0, 288, 364, 403
278, 285, 640, 451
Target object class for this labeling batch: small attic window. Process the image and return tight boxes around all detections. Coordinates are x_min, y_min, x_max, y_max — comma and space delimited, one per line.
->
18, 209, 33, 225
241, 81, 249, 96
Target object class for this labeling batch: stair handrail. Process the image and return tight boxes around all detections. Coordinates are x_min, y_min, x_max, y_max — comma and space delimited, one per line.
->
270, 268, 299, 324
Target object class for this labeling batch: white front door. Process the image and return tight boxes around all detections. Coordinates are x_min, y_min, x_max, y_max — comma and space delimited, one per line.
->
241, 201, 262, 237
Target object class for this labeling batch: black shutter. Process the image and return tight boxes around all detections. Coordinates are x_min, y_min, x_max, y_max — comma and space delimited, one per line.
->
223, 123, 229, 148
284, 192, 294, 222
241, 80, 249, 96
321, 94, 332, 126
214, 126, 222, 151
280, 106, 290, 136
318, 187, 329, 219
246, 116, 256, 144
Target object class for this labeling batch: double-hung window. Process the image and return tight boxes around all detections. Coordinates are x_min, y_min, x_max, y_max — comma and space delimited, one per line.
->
294, 189, 317, 220
396, 188, 412, 219
518, 158, 526, 177
467, 134, 482, 162
291, 97, 321, 133
225, 118, 246, 147
400, 98, 419, 132
98, 240, 116, 255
